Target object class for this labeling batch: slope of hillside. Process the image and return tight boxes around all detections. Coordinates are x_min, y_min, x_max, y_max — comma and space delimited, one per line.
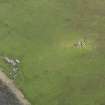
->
0, 0, 105, 105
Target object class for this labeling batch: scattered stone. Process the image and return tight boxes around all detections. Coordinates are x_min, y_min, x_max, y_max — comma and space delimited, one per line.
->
3, 57, 20, 67
11, 67, 19, 80
15, 59, 20, 64
3, 56, 21, 80
13, 68, 18, 73
13, 74, 17, 80
73, 39, 86, 48
4, 57, 16, 66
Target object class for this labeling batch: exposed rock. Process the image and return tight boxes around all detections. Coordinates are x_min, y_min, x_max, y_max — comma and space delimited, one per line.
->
4, 57, 17, 66
3, 56, 21, 80
15, 59, 20, 64
73, 39, 86, 48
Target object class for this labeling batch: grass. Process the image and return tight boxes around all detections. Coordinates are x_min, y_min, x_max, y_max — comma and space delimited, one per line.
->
0, 0, 105, 105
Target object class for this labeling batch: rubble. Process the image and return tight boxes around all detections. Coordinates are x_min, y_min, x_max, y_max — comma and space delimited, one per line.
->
3, 56, 21, 80
3, 57, 20, 66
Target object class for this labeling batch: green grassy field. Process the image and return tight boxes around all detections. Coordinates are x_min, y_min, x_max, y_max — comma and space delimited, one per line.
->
0, 0, 105, 105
